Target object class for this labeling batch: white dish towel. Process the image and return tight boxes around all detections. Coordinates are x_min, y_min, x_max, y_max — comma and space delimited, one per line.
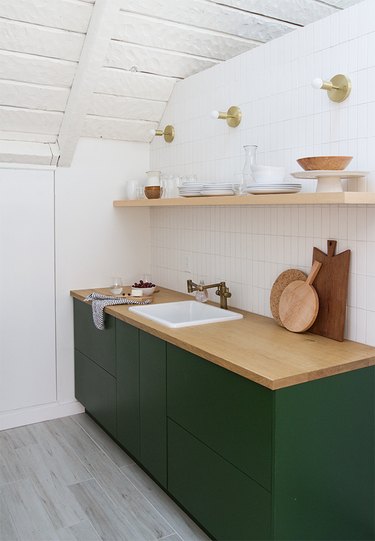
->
84, 292, 152, 330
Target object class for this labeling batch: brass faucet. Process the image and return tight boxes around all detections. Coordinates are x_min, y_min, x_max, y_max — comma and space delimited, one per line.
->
187, 279, 232, 309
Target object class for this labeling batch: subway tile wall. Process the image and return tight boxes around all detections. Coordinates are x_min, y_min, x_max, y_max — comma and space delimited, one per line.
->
150, 0, 375, 346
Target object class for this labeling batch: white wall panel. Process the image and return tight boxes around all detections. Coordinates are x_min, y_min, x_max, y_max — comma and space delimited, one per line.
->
0, 80, 69, 112
0, 51, 76, 87
107, 41, 217, 79
119, 0, 295, 41
83, 115, 157, 141
0, 170, 56, 412
114, 12, 258, 60
96, 68, 176, 101
0, 19, 84, 61
89, 93, 166, 121
0, 107, 63, 135
0, 0, 92, 33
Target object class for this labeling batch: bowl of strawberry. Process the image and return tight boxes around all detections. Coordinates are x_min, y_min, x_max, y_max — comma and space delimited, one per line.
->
131, 280, 156, 296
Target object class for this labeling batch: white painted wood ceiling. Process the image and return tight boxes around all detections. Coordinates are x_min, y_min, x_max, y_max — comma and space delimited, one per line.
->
0, 0, 363, 165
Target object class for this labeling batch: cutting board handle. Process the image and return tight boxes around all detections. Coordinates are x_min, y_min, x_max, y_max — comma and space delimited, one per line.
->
306, 260, 322, 285
327, 239, 337, 257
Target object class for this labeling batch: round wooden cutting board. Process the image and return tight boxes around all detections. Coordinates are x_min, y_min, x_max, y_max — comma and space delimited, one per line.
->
270, 269, 307, 326
279, 261, 322, 333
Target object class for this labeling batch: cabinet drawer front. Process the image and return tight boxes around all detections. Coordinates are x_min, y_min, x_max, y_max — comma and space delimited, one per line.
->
75, 350, 116, 437
167, 344, 272, 490
168, 420, 271, 541
73, 299, 115, 376
139, 331, 167, 487
116, 320, 140, 459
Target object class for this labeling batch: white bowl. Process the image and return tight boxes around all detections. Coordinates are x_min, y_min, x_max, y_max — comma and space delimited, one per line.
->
251, 165, 285, 183
131, 286, 156, 297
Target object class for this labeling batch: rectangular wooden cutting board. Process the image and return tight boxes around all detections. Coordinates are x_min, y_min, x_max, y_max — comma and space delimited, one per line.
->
310, 240, 350, 342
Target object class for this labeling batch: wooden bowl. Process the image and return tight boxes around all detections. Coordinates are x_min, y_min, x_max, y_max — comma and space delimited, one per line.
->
297, 156, 352, 171
144, 186, 161, 199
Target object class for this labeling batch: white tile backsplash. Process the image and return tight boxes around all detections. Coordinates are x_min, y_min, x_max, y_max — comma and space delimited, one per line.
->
150, 0, 375, 345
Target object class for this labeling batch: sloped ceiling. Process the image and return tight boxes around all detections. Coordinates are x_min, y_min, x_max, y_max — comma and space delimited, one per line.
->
0, 0, 363, 166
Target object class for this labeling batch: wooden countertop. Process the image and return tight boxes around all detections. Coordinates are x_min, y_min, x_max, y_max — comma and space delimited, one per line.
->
70, 287, 375, 390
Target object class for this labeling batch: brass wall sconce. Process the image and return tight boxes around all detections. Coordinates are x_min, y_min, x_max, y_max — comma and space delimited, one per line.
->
149, 124, 175, 143
311, 74, 351, 103
211, 106, 242, 127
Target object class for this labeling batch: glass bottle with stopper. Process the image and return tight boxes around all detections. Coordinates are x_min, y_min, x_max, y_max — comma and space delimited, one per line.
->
241, 145, 258, 193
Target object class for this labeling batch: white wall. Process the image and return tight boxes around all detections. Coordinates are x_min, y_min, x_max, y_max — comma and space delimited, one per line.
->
0, 138, 150, 429
150, 0, 375, 347
0, 169, 56, 418
55, 138, 150, 405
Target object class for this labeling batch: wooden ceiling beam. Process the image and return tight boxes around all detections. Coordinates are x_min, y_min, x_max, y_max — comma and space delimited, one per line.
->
106, 41, 218, 79
0, 0, 92, 34
0, 50, 76, 87
95, 68, 176, 101
88, 94, 166, 122
57, 0, 121, 166
315, 0, 358, 7
0, 80, 69, 112
113, 12, 259, 61
208, 1, 337, 26
83, 116, 157, 142
119, 0, 297, 41
0, 19, 85, 62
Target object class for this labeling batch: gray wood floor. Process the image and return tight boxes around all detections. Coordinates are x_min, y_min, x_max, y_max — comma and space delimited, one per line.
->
0, 414, 209, 541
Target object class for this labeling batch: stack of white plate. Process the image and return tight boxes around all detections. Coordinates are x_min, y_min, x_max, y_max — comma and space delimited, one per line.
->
200, 183, 236, 196
246, 183, 302, 194
178, 184, 204, 197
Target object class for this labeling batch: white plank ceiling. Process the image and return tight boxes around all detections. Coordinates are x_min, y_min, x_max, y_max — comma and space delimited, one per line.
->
0, 0, 363, 165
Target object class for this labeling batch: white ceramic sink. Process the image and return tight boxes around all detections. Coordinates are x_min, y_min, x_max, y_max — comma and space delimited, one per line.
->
128, 300, 243, 328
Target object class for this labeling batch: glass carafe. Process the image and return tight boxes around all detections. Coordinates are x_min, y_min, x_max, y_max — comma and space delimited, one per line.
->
241, 145, 258, 192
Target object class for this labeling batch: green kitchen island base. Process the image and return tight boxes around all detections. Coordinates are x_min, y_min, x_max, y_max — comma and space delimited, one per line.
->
73, 298, 375, 541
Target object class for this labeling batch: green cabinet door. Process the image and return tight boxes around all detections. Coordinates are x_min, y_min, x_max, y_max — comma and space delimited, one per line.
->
75, 349, 116, 436
167, 344, 273, 490
273, 367, 375, 541
73, 299, 116, 376
168, 419, 271, 541
116, 320, 140, 459
139, 331, 167, 487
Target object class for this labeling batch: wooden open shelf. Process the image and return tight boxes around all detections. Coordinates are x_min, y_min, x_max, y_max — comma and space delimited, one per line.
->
114, 192, 375, 207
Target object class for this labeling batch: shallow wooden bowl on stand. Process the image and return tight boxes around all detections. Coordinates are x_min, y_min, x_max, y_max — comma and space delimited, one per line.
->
297, 156, 352, 171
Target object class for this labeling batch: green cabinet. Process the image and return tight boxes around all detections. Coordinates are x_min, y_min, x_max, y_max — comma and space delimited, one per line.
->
116, 319, 140, 459
75, 350, 116, 436
139, 331, 167, 487
167, 344, 272, 490
73, 301, 167, 486
73, 299, 116, 437
168, 419, 271, 541
272, 368, 375, 541
167, 344, 374, 541
73, 298, 374, 541
116, 325, 167, 487
73, 298, 115, 376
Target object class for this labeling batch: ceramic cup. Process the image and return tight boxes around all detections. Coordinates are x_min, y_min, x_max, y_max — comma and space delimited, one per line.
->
127, 180, 138, 200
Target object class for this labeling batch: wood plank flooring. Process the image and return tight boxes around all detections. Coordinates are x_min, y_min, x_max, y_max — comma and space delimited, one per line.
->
0, 414, 209, 541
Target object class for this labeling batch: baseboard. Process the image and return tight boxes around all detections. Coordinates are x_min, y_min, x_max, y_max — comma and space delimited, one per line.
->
0, 400, 85, 431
